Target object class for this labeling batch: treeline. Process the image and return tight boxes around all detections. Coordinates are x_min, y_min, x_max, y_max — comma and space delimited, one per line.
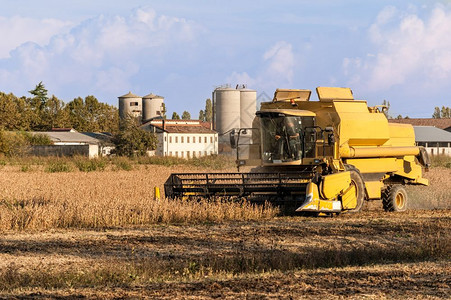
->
170, 98, 213, 122
0, 82, 119, 133
432, 106, 451, 118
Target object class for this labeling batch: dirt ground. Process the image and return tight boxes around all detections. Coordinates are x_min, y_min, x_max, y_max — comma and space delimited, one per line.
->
0, 210, 449, 299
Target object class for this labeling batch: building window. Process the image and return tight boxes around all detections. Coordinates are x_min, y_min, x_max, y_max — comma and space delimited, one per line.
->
187, 151, 190, 158
193, 136, 195, 144
175, 151, 178, 157
210, 136, 213, 143
169, 136, 172, 143
204, 136, 207, 143
130, 102, 139, 106
181, 151, 184, 158
181, 136, 184, 143
175, 136, 178, 143
199, 136, 201, 143
187, 136, 190, 143
164, 136, 167, 142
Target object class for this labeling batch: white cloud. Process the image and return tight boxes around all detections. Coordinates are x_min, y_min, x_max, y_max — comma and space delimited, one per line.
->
227, 41, 295, 91
0, 7, 203, 101
0, 16, 72, 58
344, 5, 451, 92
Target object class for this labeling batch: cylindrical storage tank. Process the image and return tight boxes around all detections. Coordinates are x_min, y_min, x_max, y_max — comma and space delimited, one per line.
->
214, 88, 241, 141
142, 93, 164, 122
118, 91, 142, 120
239, 88, 257, 129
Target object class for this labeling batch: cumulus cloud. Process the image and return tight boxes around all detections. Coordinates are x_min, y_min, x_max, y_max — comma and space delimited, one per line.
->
227, 41, 295, 91
0, 7, 203, 101
343, 5, 451, 92
0, 16, 72, 59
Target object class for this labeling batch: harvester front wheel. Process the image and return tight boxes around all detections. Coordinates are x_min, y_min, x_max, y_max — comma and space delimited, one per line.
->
344, 165, 365, 212
382, 185, 408, 212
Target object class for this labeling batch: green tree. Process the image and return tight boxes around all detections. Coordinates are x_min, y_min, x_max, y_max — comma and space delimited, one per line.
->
204, 98, 212, 122
41, 95, 70, 130
440, 106, 450, 118
161, 103, 167, 119
172, 112, 180, 120
113, 118, 157, 156
382, 100, 391, 119
0, 93, 22, 130
432, 107, 441, 118
65, 96, 119, 133
0, 130, 29, 156
28, 81, 48, 111
198, 110, 205, 121
182, 111, 191, 120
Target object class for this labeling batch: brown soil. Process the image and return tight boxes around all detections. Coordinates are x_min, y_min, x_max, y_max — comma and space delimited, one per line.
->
0, 210, 449, 299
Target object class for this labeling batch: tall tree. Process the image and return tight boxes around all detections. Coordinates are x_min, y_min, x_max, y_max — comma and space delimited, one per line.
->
172, 112, 180, 120
198, 110, 205, 121
113, 117, 157, 157
432, 107, 441, 118
441, 106, 450, 118
181, 111, 191, 120
41, 95, 70, 130
204, 98, 212, 122
161, 103, 167, 119
382, 100, 391, 119
28, 81, 49, 111
65, 96, 119, 133
0, 93, 22, 130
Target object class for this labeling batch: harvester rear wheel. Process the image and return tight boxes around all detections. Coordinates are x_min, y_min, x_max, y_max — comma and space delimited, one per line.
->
382, 185, 408, 212
344, 165, 365, 212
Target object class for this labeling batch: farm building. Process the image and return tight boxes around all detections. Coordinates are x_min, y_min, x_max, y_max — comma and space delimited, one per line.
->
413, 126, 451, 156
390, 118, 451, 132
141, 119, 218, 158
30, 129, 113, 158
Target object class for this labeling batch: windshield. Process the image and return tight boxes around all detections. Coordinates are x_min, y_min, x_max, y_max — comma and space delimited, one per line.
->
260, 114, 315, 163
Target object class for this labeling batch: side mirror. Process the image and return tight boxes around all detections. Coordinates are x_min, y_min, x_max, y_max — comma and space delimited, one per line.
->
230, 130, 237, 149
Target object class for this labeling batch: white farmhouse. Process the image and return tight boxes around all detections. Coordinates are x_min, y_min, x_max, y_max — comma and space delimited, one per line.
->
141, 119, 218, 158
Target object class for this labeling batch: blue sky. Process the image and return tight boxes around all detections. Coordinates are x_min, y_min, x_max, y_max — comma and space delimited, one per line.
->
1, 0, 451, 118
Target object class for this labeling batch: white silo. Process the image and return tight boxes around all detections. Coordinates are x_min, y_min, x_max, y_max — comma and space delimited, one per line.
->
239, 88, 257, 129
118, 91, 142, 120
142, 93, 164, 122
213, 87, 241, 142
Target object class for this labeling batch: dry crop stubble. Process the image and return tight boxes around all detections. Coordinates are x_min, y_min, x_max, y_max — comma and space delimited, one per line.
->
0, 165, 276, 231
0, 160, 449, 298
0, 210, 449, 298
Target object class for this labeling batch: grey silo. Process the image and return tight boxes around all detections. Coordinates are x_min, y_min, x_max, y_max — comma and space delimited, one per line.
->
118, 92, 142, 120
142, 93, 164, 122
213, 87, 241, 141
239, 88, 257, 129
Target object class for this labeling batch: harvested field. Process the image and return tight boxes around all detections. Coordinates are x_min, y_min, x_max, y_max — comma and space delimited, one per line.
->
0, 210, 449, 298
0, 160, 449, 298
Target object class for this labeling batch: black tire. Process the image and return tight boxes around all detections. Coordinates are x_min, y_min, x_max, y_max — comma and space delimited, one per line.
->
382, 185, 408, 212
344, 165, 365, 212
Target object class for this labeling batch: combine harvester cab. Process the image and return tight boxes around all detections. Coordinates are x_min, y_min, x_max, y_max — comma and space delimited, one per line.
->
165, 87, 430, 214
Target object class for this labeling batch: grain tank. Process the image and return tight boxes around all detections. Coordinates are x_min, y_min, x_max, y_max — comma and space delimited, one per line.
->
165, 87, 429, 214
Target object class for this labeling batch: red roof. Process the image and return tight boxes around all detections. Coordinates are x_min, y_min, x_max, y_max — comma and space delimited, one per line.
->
389, 118, 451, 130
144, 120, 216, 134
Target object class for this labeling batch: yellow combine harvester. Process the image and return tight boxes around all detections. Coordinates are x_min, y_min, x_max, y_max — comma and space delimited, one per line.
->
165, 87, 430, 214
